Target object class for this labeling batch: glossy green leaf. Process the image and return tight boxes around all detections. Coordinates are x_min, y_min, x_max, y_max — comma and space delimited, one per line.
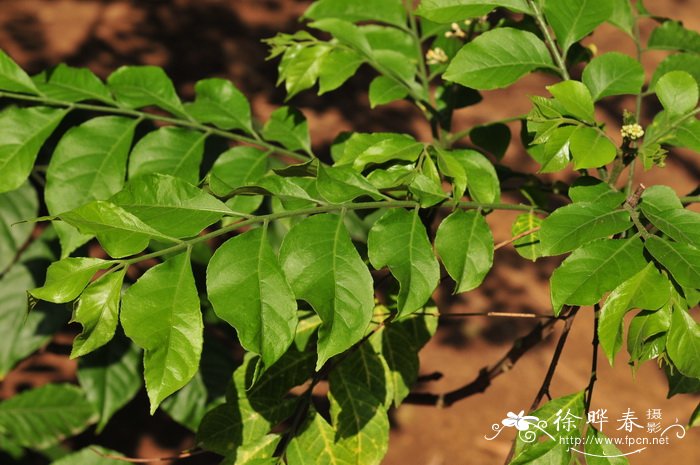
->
368, 76, 408, 108
50, 446, 123, 465
650, 53, 700, 91
278, 43, 331, 99
45, 116, 138, 256
415, 0, 531, 23
310, 19, 372, 56
107, 66, 187, 118
512, 213, 543, 261
328, 367, 389, 465
569, 126, 617, 169
304, 0, 406, 28
569, 176, 626, 207
533, 125, 574, 173
76, 335, 142, 432
317, 164, 383, 203
550, 238, 646, 314
444, 28, 554, 90
70, 269, 126, 358
0, 106, 66, 193
30, 257, 112, 303
609, 0, 635, 36
547, 80, 595, 122
128, 126, 207, 184
470, 123, 511, 160
666, 366, 700, 397
335, 342, 393, 408
598, 263, 671, 365
121, 252, 203, 413
640, 185, 700, 248
435, 210, 493, 293
454, 149, 500, 203
544, 0, 613, 55
644, 236, 700, 289
368, 208, 440, 315
208, 227, 297, 369
0, 182, 38, 274
0, 49, 38, 94
648, 21, 700, 54
582, 52, 645, 101
408, 172, 448, 207
209, 147, 268, 214
655, 71, 699, 115
111, 174, 230, 238
280, 214, 374, 369
0, 384, 96, 448
584, 427, 629, 465
222, 434, 280, 465
0, 265, 70, 378
287, 411, 354, 465
677, 119, 700, 152
185, 78, 253, 134
539, 202, 631, 256
318, 48, 364, 94
436, 149, 467, 199
59, 201, 176, 258
334, 132, 423, 171
627, 306, 671, 364
38, 64, 114, 104
262, 106, 311, 155
667, 308, 700, 379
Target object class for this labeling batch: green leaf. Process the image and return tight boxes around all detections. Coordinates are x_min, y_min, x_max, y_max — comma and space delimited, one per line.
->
609, 0, 635, 36
335, 133, 423, 172
457, 149, 501, 203
207, 227, 297, 369
444, 28, 554, 90
70, 269, 127, 358
512, 213, 543, 261
278, 44, 331, 99
222, 434, 280, 465
569, 176, 626, 207
655, 71, 699, 115
280, 214, 374, 369
38, 64, 114, 104
550, 238, 646, 314
409, 173, 448, 207
547, 80, 595, 122
0, 265, 70, 378
644, 236, 700, 289
30, 257, 112, 303
76, 335, 142, 433
533, 125, 574, 173
111, 174, 230, 238
0, 384, 96, 448
640, 185, 700, 248
0, 49, 39, 94
185, 78, 253, 134
569, 126, 617, 169
0, 106, 66, 193
120, 251, 203, 413
262, 106, 311, 155
539, 202, 631, 256
318, 48, 364, 94
648, 21, 700, 54
304, 0, 406, 28
690, 403, 700, 428
677, 119, 700, 152
667, 308, 700, 379
584, 427, 629, 465
435, 210, 493, 293
128, 127, 207, 184
436, 149, 467, 199
544, 0, 613, 56
45, 116, 138, 256
582, 52, 645, 101
0, 182, 38, 274
328, 368, 389, 465
368, 76, 408, 108
107, 66, 187, 118
50, 447, 124, 465
598, 263, 671, 365
666, 366, 700, 397
368, 208, 440, 315
335, 342, 393, 408
470, 123, 511, 160
59, 201, 176, 258
317, 164, 382, 203
415, 0, 532, 23
650, 53, 700, 91
310, 19, 372, 56
287, 411, 354, 465
627, 306, 671, 363
209, 147, 268, 214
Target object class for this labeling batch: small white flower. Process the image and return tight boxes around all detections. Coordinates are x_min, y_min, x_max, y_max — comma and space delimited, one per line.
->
446, 22, 466, 39
426, 47, 449, 65
621, 123, 644, 140
502, 411, 539, 431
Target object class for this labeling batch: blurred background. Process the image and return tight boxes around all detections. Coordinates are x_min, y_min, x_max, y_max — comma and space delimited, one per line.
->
0, 0, 698, 463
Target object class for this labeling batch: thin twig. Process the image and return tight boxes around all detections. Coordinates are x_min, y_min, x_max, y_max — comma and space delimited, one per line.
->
440, 311, 554, 319
494, 227, 541, 251
89, 447, 205, 463
585, 305, 600, 413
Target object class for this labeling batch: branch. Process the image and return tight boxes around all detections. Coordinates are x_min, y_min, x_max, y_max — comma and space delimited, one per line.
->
584, 305, 600, 413
526, 0, 570, 80
403, 306, 576, 407
494, 226, 541, 251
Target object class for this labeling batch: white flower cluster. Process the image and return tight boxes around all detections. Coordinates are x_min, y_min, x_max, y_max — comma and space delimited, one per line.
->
444, 22, 467, 39
620, 123, 644, 140
426, 47, 448, 65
